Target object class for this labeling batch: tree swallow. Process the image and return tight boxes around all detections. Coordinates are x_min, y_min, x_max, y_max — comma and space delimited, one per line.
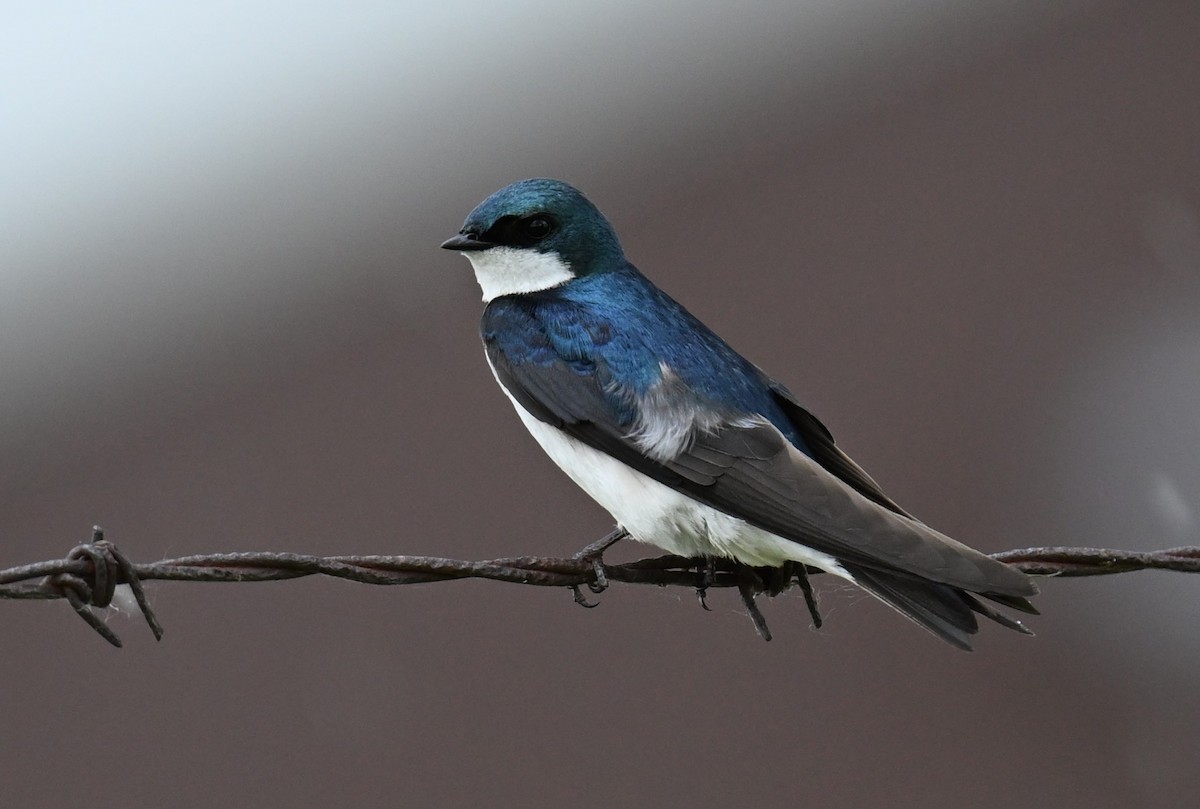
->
442, 178, 1037, 649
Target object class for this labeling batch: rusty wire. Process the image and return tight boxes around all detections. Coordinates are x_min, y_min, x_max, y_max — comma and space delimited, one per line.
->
2, 526, 1198, 646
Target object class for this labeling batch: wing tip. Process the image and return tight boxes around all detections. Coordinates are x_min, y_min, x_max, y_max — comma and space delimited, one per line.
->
847, 565, 1036, 650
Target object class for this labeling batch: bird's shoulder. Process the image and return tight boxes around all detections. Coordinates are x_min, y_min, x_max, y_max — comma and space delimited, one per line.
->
480, 290, 639, 430
480, 290, 617, 371
481, 271, 670, 386
482, 273, 911, 516
480, 268, 792, 427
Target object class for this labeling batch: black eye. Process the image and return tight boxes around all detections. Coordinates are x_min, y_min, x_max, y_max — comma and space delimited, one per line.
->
522, 215, 554, 241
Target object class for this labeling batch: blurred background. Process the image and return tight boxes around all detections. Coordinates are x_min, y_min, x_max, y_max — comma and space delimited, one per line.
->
3, 0, 1199, 806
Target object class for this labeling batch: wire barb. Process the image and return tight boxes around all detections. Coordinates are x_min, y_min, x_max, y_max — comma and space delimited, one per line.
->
39, 527, 164, 647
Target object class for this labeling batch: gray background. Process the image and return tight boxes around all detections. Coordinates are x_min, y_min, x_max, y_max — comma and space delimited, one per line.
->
3, 1, 1199, 806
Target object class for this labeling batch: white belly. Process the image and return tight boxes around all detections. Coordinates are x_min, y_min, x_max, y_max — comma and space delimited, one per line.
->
495, 380, 852, 581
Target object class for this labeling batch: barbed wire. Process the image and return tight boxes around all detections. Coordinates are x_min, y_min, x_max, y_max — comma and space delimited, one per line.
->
2, 527, 1198, 646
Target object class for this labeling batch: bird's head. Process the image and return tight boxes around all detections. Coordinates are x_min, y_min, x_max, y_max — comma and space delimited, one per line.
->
441, 178, 624, 301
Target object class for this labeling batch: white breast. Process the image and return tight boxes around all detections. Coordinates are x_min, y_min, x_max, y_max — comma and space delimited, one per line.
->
489, 365, 852, 580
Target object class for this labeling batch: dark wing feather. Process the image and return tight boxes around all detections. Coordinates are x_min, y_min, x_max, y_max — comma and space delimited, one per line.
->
489, 340, 1034, 602
483, 301, 1036, 606
765, 380, 913, 518
655, 419, 1033, 597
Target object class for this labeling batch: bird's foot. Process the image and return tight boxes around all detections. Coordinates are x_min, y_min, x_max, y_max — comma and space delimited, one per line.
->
761, 562, 823, 628
759, 564, 792, 597
571, 527, 628, 600
731, 564, 823, 640
570, 585, 600, 609
735, 568, 773, 642
695, 556, 717, 611
791, 563, 823, 629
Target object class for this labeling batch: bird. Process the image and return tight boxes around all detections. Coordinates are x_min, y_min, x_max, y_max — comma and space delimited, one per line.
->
441, 178, 1037, 649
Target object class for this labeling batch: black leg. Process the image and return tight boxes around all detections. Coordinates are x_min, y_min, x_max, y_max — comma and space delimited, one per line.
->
695, 556, 716, 611
794, 564, 823, 629
571, 527, 628, 601
737, 576, 773, 642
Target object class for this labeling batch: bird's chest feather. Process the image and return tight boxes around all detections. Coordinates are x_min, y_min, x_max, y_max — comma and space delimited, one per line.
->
485, 358, 723, 556
483, 352, 847, 573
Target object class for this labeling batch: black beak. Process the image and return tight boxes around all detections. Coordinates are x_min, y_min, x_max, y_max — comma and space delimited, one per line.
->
440, 232, 495, 251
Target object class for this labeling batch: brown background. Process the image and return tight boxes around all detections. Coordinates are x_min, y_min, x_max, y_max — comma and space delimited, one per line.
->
4, 1, 1199, 806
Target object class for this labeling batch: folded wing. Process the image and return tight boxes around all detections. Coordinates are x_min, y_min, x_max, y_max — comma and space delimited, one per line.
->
483, 301, 1036, 646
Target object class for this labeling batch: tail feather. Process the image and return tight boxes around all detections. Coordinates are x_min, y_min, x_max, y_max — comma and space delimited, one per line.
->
960, 592, 1035, 636
979, 591, 1039, 615
846, 564, 1034, 651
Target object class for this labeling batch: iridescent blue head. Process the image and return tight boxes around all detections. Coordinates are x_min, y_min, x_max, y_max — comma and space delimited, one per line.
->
441, 178, 625, 301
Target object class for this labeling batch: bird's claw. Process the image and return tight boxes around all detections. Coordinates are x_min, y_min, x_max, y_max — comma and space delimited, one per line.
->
737, 575, 773, 642
793, 563, 823, 629
569, 527, 629, 606
731, 563, 824, 641
587, 557, 608, 593
695, 557, 716, 611
570, 584, 600, 609
573, 527, 627, 595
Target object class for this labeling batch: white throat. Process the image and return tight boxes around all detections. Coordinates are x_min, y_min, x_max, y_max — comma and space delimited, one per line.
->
462, 246, 575, 302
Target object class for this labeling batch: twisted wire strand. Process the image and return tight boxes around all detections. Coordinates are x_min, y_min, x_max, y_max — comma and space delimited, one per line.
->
3, 528, 1197, 645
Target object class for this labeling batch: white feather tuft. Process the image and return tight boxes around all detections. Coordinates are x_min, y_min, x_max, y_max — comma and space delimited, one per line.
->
461, 246, 575, 302
623, 364, 728, 462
